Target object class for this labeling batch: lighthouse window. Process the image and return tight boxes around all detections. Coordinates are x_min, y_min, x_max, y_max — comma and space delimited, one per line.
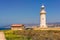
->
42, 18, 44, 20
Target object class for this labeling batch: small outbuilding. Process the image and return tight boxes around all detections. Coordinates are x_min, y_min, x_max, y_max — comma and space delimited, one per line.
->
11, 24, 24, 30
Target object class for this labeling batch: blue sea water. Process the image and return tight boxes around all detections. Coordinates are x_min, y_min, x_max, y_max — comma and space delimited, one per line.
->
0, 28, 11, 30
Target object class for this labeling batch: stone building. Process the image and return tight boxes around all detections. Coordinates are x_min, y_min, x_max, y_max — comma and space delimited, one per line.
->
11, 24, 24, 30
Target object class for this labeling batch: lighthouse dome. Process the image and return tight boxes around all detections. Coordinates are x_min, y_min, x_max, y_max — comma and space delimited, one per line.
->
40, 5, 46, 14
41, 5, 45, 8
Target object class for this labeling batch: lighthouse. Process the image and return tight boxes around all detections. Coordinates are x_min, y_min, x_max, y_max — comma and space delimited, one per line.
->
40, 5, 47, 28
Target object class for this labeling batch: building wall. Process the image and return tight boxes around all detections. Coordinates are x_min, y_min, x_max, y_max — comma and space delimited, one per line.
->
11, 27, 24, 30
40, 14, 47, 27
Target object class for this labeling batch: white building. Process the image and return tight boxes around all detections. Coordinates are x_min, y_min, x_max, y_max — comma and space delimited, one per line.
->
40, 5, 47, 28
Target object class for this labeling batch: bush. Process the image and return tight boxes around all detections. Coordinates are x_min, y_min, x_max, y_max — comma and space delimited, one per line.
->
4, 30, 60, 40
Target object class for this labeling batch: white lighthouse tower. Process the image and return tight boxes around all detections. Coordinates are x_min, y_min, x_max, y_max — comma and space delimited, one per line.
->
40, 5, 47, 28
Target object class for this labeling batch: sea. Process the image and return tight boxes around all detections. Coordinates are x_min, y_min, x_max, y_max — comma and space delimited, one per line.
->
0, 28, 11, 30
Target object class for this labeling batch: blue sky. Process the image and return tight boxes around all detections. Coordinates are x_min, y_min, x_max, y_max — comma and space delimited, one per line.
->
0, 0, 60, 25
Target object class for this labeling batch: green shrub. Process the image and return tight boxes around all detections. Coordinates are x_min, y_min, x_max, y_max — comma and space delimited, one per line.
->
3, 30, 60, 40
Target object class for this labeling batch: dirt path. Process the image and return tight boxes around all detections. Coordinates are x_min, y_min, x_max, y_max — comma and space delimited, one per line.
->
0, 31, 6, 40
